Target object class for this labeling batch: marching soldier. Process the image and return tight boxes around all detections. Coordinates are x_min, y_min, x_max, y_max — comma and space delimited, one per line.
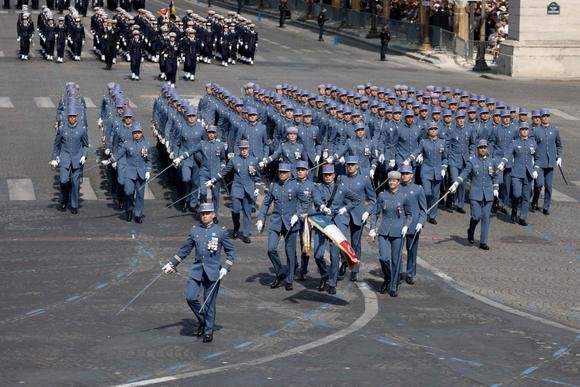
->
200, 126, 228, 217
261, 126, 306, 174
55, 16, 67, 62
256, 163, 307, 291
313, 164, 360, 294
127, 29, 144, 80
104, 123, 152, 223
340, 156, 376, 281
215, 139, 261, 243
509, 123, 539, 226
68, 16, 84, 61
531, 110, 563, 215
103, 18, 118, 69
17, 12, 34, 60
295, 160, 320, 280
369, 170, 412, 297
399, 164, 427, 285
162, 202, 235, 343
50, 103, 89, 214
450, 139, 500, 250
164, 31, 179, 87
181, 28, 197, 81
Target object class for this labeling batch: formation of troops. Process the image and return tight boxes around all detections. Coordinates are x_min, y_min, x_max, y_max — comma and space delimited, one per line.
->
16, 4, 259, 84
49, 80, 563, 341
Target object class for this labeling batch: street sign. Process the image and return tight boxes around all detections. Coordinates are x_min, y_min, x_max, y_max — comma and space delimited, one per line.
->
547, 1, 560, 15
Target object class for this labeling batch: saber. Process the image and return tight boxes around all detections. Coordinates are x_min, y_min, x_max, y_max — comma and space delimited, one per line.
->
114, 272, 163, 317
426, 190, 451, 214
407, 231, 419, 252
199, 278, 221, 313
166, 187, 202, 208
375, 177, 389, 192
558, 165, 569, 185
138, 163, 174, 192
308, 159, 327, 173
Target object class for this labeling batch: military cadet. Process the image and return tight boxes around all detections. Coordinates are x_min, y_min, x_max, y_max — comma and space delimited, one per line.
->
102, 19, 119, 70
407, 122, 447, 224
50, 103, 89, 214
172, 106, 204, 212
313, 164, 360, 294
162, 202, 235, 343
445, 112, 470, 213
340, 156, 376, 281
68, 17, 85, 61
509, 123, 539, 226
214, 139, 260, 243
395, 109, 422, 172
199, 126, 228, 217
450, 139, 500, 250
334, 123, 378, 178
297, 109, 321, 176
44, 16, 56, 61
295, 160, 320, 280
17, 12, 34, 60
262, 126, 306, 173
164, 32, 179, 87
493, 110, 518, 213
105, 123, 152, 223
256, 163, 308, 291
181, 28, 197, 81
55, 16, 67, 62
369, 170, 412, 297
399, 164, 427, 285
127, 29, 144, 80
531, 110, 563, 215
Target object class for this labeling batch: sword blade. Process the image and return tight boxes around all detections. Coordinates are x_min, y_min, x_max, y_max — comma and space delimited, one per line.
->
558, 165, 569, 185
114, 272, 163, 317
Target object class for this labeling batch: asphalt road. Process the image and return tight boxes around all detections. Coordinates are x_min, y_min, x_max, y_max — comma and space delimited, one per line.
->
1, 2, 579, 386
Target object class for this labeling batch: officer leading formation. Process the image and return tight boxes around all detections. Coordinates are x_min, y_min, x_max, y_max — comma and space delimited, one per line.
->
50, 81, 563, 341
19, 4, 259, 85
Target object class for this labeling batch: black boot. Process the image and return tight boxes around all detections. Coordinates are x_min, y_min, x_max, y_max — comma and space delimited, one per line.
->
317, 277, 328, 291
196, 322, 205, 337
467, 219, 475, 244
60, 182, 69, 210
125, 210, 133, 222
338, 262, 347, 277
511, 208, 518, 224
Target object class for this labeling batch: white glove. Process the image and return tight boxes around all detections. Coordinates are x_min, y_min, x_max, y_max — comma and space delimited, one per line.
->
169, 151, 175, 160
557, 158, 562, 167
389, 159, 396, 168
162, 262, 176, 274
403, 159, 411, 166
532, 170, 538, 179
361, 211, 370, 223
402, 226, 408, 237
325, 157, 333, 163
493, 189, 499, 198
101, 159, 111, 166
378, 154, 385, 163
314, 155, 320, 163
441, 169, 446, 178
173, 156, 184, 167
338, 207, 347, 215
49, 160, 59, 168
339, 156, 346, 165
449, 181, 459, 193
369, 169, 375, 179
97, 117, 103, 126
79, 156, 86, 165
256, 220, 264, 233
415, 223, 423, 232
165, 141, 171, 151
112, 162, 117, 169
228, 152, 234, 160
369, 229, 377, 241
320, 205, 332, 216
126, 54, 131, 61
290, 214, 299, 227
416, 154, 424, 164
104, 148, 111, 156
205, 179, 215, 188
497, 162, 505, 172
254, 188, 259, 197
17, 37, 20, 42
322, 150, 329, 159
145, 172, 151, 180
219, 267, 228, 280
160, 138, 166, 145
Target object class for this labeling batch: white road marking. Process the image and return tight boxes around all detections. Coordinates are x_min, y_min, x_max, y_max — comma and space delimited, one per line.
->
34, 97, 55, 108
80, 178, 98, 200
7, 179, 36, 201
84, 97, 96, 108
551, 188, 577, 202
550, 109, 579, 121
0, 10, 8, 14
112, 282, 378, 386
0, 50, 5, 57
143, 183, 155, 200
0, 97, 14, 108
